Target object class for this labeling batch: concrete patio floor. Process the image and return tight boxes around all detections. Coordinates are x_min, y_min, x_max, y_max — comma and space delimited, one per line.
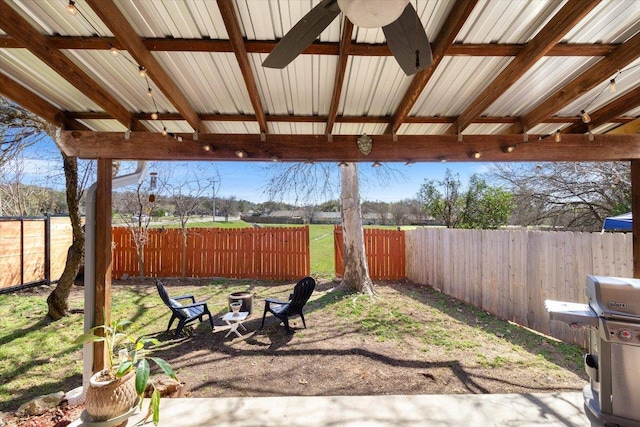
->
69, 392, 602, 426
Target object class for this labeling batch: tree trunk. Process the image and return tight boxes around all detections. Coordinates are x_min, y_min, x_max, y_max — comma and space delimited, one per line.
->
337, 163, 374, 295
47, 151, 84, 320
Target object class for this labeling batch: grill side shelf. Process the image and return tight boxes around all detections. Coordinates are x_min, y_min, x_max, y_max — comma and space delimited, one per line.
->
545, 300, 599, 328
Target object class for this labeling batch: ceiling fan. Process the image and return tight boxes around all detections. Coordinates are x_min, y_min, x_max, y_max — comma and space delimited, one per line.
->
262, 0, 433, 76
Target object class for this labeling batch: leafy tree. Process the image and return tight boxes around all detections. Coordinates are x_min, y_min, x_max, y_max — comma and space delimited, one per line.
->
217, 196, 239, 221
417, 169, 462, 227
418, 169, 513, 229
489, 162, 630, 231
459, 175, 514, 229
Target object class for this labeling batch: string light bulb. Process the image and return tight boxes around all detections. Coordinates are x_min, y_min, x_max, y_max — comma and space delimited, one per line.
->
161, 127, 167, 136
151, 112, 158, 120
554, 130, 561, 142
109, 46, 120, 56
66, 1, 78, 16
503, 145, 516, 153
147, 87, 153, 97
372, 161, 381, 168
609, 78, 617, 93
235, 150, 247, 158
580, 110, 591, 124
471, 151, 481, 159
138, 65, 147, 77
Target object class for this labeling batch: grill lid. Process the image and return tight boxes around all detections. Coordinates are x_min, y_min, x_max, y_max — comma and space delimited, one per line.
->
586, 275, 640, 320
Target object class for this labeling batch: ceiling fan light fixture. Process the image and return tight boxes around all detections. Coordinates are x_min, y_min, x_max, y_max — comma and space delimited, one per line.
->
337, 0, 409, 28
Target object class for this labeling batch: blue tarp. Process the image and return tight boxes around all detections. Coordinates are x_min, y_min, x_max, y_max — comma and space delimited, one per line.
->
602, 212, 632, 231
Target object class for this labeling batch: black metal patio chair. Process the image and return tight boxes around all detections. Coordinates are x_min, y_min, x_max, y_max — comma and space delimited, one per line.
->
261, 276, 316, 333
156, 280, 214, 337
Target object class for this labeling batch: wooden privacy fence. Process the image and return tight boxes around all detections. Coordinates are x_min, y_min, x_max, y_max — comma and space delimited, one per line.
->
112, 226, 310, 280
0, 216, 73, 290
334, 226, 405, 280
405, 228, 633, 346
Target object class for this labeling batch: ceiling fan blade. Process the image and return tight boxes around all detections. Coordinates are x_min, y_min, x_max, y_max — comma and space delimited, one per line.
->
382, 3, 432, 76
262, 0, 341, 69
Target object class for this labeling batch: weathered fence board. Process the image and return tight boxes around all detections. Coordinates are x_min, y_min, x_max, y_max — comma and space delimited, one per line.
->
334, 226, 405, 280
0, 217, 73, 289
112, 226, 310, 281
406, 228, 633, 347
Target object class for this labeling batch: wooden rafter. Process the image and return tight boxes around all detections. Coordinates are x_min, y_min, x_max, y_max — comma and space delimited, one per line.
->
448, 0, 601, 135
564, 85, 640, 134
0, 2, 145, 132
326, 19, 354, 136
387, 0, 479, 135
68, 111, 627, 126
508, 30, 640, 134
85, 0, 201, 133
0, 35, 620, 57
217, 0, 268, 134
0, 73, 64, 127
608, 118, 640, 135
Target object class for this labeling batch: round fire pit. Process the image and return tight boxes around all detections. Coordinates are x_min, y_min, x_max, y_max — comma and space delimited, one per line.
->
228, 291, 253, 315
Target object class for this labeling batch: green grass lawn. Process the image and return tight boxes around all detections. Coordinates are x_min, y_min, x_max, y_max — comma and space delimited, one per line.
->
0, 278, 587, 414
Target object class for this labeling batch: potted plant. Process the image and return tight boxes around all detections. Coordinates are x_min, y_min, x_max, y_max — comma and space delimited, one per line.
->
74, 318, 177, 425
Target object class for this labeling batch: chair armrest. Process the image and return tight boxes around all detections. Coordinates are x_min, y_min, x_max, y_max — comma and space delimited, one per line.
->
173, 294, 196, 303
178, 301, 208, 310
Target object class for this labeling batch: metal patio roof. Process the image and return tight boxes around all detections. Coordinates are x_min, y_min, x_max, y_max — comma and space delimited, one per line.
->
1, 0, 640, 162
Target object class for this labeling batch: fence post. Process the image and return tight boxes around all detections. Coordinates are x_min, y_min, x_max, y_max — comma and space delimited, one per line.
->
44, 214, 51, 286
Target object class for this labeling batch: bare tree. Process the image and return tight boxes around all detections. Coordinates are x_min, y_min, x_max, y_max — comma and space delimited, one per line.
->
113, 177, 158, 280
489, 162, 630, 231
263, 162, 392, 295
1, 97, 88, 320
0, 98, 49, 166
337, 163, 374, 295
162, 164, 210, 278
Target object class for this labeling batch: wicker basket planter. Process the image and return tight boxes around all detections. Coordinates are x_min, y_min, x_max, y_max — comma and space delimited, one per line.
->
85, 369, 138, 422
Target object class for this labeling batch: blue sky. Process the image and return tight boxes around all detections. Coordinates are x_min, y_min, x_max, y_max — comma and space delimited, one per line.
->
14, 136, 491, 204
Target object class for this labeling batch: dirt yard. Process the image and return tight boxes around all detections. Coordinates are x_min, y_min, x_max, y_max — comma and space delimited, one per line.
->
2, 278, 587, 426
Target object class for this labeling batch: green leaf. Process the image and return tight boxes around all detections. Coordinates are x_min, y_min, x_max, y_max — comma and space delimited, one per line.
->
149, 357, 177, 380
150, 388, 160, 425
73, 333, 105, 345
135, 358, 150, 396
116, 360, 133, 377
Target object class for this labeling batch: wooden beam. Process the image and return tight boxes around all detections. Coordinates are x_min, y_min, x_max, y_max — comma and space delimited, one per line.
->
217, 0, 268, 134
0, 2, 143, 131
0, 73, 64, 126
632, 160, 640, 278
59, 131, 640, 162
93, 158, 113, 373
326, 19, 353, 135
0, 35, 620, 57
85, 0, 202, 133
449, 0, 601, 134
388, 0, 479, 135
564, 85, 640, 134
509, 30, 640, 134
607, 117, 640, 134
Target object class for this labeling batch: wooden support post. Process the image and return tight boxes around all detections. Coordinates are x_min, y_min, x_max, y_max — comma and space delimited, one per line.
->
93, 158, 113, 372
632, 160, 640, 278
